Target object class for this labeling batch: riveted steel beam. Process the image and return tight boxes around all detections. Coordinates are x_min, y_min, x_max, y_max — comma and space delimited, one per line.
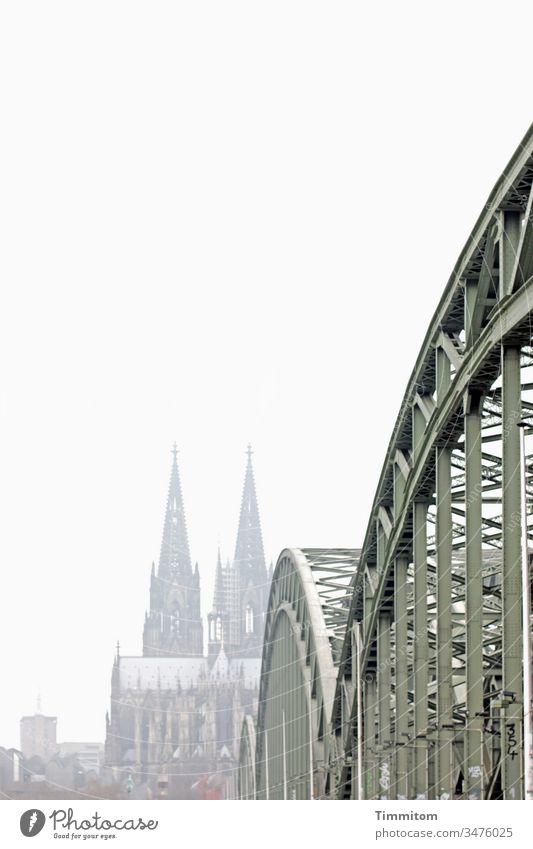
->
394, 556, 410, 799
364, 673, 377, 800
413, 501, 429, 798
464, 390, 485, 799
377, 612, 392, 799
435, 346, 455, 800
501, 345, 524, 799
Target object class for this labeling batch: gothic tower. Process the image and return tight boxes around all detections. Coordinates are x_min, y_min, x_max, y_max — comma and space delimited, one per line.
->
208, 445, 268, 660
234, 444, 268, 656
143, 446, 203, 657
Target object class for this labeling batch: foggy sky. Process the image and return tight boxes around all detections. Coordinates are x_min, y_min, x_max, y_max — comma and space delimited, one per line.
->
1, 1, 532, 747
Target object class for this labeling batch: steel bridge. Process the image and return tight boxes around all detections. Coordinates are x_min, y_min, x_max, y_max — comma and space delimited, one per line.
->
239, 124, 533, 800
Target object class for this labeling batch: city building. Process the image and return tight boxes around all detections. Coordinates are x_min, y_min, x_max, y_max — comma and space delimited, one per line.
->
104, 445, 269, 798
20, 700, 58, 762
58, 742, 104, 775
0, 747, 24, 796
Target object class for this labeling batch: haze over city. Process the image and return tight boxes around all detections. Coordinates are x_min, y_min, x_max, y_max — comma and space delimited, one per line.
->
0, 1, 531, 759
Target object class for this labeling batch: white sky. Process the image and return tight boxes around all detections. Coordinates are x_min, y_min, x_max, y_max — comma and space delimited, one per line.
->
0, 1, 532, 748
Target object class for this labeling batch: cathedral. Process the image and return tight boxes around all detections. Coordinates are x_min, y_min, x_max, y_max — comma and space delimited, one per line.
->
104, 446, 270, 799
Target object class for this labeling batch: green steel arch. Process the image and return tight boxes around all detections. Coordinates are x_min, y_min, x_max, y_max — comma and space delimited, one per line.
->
254, 548, 358, 799
238, 715, 257, 801
248, 123, 533, 801
329, 122, 533, 801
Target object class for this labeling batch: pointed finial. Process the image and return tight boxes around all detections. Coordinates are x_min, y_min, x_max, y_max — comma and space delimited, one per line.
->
116, 640, 120, 660
171, 442, 178, 463
246, 443, 253, 462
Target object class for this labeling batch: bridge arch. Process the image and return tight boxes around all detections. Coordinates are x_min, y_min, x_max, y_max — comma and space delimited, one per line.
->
254, 548, 358, 799
238, 715, 257, 800
329, 122, 533, 801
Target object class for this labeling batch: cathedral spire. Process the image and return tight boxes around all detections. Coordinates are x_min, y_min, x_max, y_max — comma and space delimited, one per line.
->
158, 445, 192, 577
207, 447, 269, 662
234, 443, 266, 578
143, 446, 203, 657
213, 549, 225, 610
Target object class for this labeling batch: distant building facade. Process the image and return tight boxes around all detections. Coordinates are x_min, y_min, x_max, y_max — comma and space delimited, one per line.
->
20, 708, 58, 761
104, 446, 270, 798
0, 707, 105, 799
0, 748, 23, 796
10, 709, 106, 798
0, 745, 105, 800
59, 742, 104, 775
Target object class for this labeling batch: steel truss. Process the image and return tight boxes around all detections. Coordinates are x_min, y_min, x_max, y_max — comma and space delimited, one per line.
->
246, 124, 533, 801
328, 124, 533, 801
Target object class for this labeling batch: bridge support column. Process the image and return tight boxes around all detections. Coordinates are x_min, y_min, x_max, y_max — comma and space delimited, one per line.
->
464, 390, 484, 799
363, 563, 378, 799
364, 673, 377, 799
352, 621, 364, 800
436, 346, 455, 799
502, 344, 524, 799
394, 556, 409, 799
377, 612, 392, 798
413, 501, 429, 798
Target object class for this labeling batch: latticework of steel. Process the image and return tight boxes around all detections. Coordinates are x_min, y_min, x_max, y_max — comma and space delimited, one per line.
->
243, 123, 533, 800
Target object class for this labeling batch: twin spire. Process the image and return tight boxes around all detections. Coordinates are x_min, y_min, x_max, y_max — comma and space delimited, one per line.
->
148, 443, 268, 661
157, 443, 265, 578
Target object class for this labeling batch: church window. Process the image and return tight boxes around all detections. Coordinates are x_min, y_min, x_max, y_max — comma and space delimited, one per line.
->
171, 606, 180, 635
215, 616, 222, 641
245, 604, 254, 634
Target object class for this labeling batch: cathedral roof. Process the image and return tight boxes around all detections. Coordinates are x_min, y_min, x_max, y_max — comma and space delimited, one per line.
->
231, 657, 261, 689
117, 656, 261, 691
119, 657, 207, 691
